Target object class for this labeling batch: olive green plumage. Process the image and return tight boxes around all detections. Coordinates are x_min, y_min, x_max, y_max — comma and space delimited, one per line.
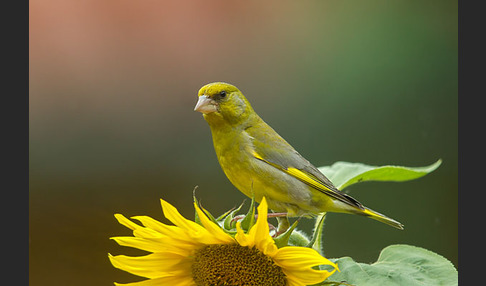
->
194, 82, 403, 230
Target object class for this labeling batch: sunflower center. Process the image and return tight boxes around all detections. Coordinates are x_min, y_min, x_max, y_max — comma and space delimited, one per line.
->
191, 243, 287, 286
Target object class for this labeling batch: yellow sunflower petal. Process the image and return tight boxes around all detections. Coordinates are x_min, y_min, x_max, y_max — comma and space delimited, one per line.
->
131, 216, 194, 241
114, 214, 164, 239
109, 252, 187, 279
274, 246, 337, 269
110, 236, 160, 253
131, 215, 180, 234
235, 221, 251, 247
160, 199, 206, 233
272, 246, 338, 284
250, 197, 279, 255
284, 268, 336, 285
248, 197, 270, 241
110, 236, 191, 256
193, 202, 234, 244
114, 214, 141, 231
132, 227, 166, 239
130, 216, 221, 249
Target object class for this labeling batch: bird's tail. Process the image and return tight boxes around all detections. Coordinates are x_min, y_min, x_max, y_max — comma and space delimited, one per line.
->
359, 207, 404, 230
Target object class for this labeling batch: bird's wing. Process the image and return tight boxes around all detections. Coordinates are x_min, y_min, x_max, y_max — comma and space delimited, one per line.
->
245, 123, 364, 210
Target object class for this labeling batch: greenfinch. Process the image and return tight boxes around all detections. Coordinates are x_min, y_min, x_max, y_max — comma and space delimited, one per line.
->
194, 82, 403, 230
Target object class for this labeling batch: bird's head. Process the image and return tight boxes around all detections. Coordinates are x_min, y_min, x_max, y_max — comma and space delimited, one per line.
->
194, 82, 255, 125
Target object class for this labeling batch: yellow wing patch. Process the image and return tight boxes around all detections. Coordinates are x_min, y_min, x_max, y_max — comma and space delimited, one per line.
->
252, 152, 361, 209
286, 167, 334, 193
252, 151, 265, 161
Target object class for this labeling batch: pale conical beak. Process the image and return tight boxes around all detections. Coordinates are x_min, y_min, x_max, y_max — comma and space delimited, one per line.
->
194, 95, 218, 114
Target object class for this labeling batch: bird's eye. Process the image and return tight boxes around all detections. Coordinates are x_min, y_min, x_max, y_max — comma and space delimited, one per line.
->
219, 91, 226, 98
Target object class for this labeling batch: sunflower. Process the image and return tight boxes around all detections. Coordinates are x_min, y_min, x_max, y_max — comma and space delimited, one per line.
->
109, 197, 338, 286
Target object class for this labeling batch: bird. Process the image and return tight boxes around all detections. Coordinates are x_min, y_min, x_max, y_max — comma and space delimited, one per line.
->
194, 82, 403, 232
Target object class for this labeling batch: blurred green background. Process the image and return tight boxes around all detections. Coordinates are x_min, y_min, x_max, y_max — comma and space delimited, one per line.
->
30, 0, 457, 285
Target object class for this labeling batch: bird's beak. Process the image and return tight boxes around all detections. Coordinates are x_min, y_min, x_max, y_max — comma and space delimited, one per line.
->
194, 95, 218, 114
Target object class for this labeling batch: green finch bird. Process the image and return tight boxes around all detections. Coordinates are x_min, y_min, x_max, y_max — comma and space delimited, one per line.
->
194, 82, 403, 231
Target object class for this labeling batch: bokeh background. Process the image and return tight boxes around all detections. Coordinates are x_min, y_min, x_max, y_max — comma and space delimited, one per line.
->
29, 0, 458, 285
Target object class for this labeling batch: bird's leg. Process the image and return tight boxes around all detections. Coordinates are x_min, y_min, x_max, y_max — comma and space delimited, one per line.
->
231, 214, 245, 222
231, 212, 288, 222
266, 212, 288, 219
276, 216, 290, 236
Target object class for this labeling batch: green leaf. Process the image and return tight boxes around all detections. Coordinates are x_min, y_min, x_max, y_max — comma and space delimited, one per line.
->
273, 219, 301, 248
193, 194, 202, 226
318, 159, 442, 190
326, 244, 457, 286
240, 195, 256, 231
